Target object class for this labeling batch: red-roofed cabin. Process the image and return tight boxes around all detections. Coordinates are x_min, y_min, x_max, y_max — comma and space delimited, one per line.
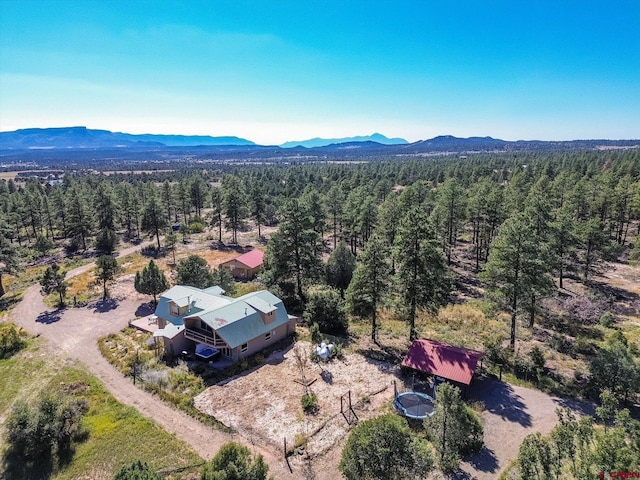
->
402, 338, 484, 387
221, 249, 264, 280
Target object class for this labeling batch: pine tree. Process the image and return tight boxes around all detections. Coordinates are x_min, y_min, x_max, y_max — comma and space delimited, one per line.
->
326, 241, 356, 298
94, 255, 120, 301
141, 187, 167, 250
432, 178, 466, 264
222, 175, 247, 244
134, 260, 169, 305
424, 382, 483, 473
66, 186, 92, 251
94, 182, 119, 253
481, 214, 552, 347
0, 212, 19, 297
261, 198, 322, 302
346, 235, 390, 343
393, 207, 450, 340
40, 263, 68, 307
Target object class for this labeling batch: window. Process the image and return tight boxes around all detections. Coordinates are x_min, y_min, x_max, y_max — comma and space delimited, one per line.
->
265, 331, 272, 341
170, 303, 179, 316
241, 343, 248, 353
200, 320, 212, 333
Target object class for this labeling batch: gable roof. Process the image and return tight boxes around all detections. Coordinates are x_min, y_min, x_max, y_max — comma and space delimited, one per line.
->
226, 249, 264, 269
156, 285, 293, 349
155, 285, 232, 326
401, 339, 484, 385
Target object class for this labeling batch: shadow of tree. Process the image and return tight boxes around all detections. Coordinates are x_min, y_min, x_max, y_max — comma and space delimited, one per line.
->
465, 445, 500, 474
135, 302, 155, 317
0, 294, 21, 312
93, 298, 118, 313
36, 309, 64, 324
467, 377, 532, 427
1, 449, 54, 480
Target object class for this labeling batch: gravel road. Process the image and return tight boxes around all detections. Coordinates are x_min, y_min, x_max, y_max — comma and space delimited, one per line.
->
8, 248, 292, 478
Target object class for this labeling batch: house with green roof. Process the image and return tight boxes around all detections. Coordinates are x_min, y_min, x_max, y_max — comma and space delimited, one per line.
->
153, 285, 297, 361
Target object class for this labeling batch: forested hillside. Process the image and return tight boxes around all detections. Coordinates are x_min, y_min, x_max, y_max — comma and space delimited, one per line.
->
1, 150, 639, 396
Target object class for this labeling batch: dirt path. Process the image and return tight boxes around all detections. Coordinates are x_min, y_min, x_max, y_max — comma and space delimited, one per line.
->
9, 251, 292, 478
460, 376, 595, 479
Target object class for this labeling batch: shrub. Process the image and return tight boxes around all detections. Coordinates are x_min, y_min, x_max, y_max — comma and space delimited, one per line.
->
113, 460, 160, 480
34, 234, 54, 256
0, 322, 26, 359
201, 442, 270, 480
303, 287, 348, 334
309, 322, 322, 345
5, 394, 89, 465
188, 222, 205, 234
301, 391, 318, 414
340, 413, 433, 480
599, 311, 616, 328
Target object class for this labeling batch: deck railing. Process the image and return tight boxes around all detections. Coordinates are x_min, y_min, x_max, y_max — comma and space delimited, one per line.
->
184, 328, 228, 348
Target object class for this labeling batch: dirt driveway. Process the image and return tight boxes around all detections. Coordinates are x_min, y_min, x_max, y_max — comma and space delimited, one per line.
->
6, 241, 597, 479
460, 376, 595, 479
8, 253, 292, 478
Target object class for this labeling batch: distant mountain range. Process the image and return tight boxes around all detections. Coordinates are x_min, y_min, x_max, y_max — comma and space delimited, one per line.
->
0, 127, 637, 155
0, 126, 255, 149
280, 133, 408, 148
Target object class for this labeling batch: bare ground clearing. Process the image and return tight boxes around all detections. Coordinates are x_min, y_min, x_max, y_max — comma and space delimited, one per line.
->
195, 342, 403, 456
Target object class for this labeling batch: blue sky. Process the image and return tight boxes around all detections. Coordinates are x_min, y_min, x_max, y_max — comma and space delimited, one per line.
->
1, 1, 639, 144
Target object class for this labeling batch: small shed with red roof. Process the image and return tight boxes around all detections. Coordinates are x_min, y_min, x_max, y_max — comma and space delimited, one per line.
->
402, 338, 484, 385
221, 249, 264, 280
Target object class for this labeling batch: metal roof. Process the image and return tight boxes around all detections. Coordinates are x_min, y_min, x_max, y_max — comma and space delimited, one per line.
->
223, 249, 264, 269
157, 286, 291, 349
401, 339, 484, 385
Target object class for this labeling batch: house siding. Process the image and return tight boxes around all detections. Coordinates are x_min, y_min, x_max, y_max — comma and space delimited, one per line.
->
235, 317, 297, 360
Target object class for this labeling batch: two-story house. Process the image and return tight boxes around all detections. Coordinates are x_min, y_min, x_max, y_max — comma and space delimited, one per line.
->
153, 285, 297, 361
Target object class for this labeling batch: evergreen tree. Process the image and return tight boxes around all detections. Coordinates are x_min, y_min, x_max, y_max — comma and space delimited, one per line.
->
432, 178, 466, 264
66, 186, 92, 251
190, 176, 207, 219
578, 218, 609, 281
0, 212, 20, 297
134, 260, 169, 305
326, 184, 344, 249
393, 207, 450, 340
326, 241, 356, 298
339, 413, 433, 480
164, 228, 178, 264
261, 198, 322, 302
201, 442, 271, 480
209, 187, 224, 242
141, 187, 167, 250
346, 235, 390, 342
222, 175, 248, 244
113, 460, 160, 480
424, 382, 483, 473
249, 182, 267, 238
94, 182, 119, 253
94, 255, 120, 301
549, 205, 579, 288
40, 263, 68, 307
176, 255, 214, 289
161, 180, 174, 223
210, 265, 236, 295
481, 214, 552, 347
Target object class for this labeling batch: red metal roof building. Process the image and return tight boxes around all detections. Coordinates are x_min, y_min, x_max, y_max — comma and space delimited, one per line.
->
401, 339, 484, 385
221, 249, 264, 279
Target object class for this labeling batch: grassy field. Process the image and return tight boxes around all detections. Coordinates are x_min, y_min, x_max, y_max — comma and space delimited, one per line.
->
0, 336, 202, 479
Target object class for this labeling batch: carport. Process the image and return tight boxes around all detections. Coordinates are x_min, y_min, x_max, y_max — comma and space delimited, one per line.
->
402, 338, 484, 387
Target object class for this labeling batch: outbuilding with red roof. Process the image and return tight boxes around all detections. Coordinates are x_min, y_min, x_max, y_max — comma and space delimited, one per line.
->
221, 249, 264, 280
402, 338, 484, 385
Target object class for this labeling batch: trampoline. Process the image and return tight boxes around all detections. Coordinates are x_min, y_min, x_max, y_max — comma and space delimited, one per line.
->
394, 391, 435, 419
